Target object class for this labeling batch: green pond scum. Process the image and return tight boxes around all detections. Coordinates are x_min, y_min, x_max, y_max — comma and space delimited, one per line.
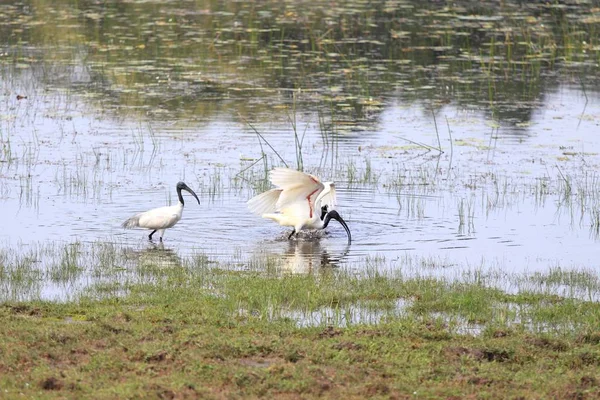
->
2, 0, 600, 398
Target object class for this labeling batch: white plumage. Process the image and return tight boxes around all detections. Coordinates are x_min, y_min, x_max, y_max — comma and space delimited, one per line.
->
247, 168, 351, 243
122, 181, 200, 241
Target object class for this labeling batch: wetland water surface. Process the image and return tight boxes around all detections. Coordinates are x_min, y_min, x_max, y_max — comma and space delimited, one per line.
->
1, 0, 600, 300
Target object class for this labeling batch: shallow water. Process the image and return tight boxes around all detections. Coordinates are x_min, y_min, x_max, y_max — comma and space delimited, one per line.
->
3, 85, 599, 275
2, 0, 600, 300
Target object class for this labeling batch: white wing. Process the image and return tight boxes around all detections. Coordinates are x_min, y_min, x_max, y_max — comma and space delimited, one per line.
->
122, 213, 144, 229
270, 168, 321, 189
137, 206, 180, 229
246, 167, 347, 224
315, 182, 337, 210
269, 168, 325, 211
123, 207, 178, 230
247, 188, 282, 216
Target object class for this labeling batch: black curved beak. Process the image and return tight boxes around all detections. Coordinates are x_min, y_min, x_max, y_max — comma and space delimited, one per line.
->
183, 185, 200, 204
324, 210, 352, 244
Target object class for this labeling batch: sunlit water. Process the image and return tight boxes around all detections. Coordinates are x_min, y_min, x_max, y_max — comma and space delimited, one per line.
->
2, 76, 600, 299
2, 0, 600, 302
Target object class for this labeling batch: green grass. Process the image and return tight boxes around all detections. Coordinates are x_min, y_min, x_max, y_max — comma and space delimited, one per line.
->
2, 244, 600, 398
1, 290, 600, 398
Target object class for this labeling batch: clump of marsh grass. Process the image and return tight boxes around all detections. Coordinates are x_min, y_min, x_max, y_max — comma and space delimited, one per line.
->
48, 243, 83, 283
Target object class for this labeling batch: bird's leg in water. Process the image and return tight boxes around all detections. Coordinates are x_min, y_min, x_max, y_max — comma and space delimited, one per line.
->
288, 229, 296, 240
159, 236, 163, 242
149, 230, 157, 241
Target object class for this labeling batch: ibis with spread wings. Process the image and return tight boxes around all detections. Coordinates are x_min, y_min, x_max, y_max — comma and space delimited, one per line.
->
247, 168, 351, 244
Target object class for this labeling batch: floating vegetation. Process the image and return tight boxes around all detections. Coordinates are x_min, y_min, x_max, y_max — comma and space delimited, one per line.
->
0, 1, 597, 123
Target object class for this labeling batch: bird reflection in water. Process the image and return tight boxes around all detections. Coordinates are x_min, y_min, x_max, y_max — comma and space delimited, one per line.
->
280, 240, 350, 274
124, 239, 350, 276
127, 241, 183, 270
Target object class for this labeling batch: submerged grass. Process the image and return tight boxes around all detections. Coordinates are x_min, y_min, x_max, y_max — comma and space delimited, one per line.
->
2, 243, 600, 397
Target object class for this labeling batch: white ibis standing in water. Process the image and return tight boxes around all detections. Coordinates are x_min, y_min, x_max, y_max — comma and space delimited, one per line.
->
122, 181, 200, 241
247, 168, 351, 244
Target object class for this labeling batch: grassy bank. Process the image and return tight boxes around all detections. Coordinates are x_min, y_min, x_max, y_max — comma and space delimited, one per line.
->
1, 254, 600, 399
